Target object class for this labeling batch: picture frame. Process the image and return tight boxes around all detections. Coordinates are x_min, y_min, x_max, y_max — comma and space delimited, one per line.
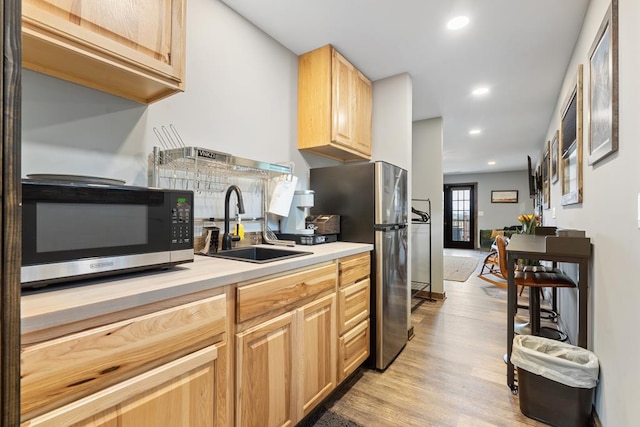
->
560, 65, 583, 206
542, 141, 550, 209
588, 0, 618, 165
491, 190, 518, 204
551, 130, 559, 183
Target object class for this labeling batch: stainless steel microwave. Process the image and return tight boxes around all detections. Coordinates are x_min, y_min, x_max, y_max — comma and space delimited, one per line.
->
21, 180, 194, 288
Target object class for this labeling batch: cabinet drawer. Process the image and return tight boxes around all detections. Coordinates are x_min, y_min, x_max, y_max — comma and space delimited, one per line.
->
237, 263, 336, 323
21, 345, 218, 427
339, 253, 370, 287
338, 319, 370, 382
21, 294, 226, 420
338, 278, 370, 335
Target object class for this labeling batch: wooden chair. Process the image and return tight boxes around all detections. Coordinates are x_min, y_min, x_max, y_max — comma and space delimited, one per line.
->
478, 230, 503, 283
494, 235, 576, 337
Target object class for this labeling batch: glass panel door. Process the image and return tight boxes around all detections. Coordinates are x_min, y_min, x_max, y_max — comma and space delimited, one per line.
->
444, 184, 476, 249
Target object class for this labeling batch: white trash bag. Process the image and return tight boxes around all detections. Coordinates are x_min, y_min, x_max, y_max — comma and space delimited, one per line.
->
511, 335, 599, 389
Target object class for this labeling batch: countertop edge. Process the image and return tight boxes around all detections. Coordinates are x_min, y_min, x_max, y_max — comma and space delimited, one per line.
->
21, 242, 373, 335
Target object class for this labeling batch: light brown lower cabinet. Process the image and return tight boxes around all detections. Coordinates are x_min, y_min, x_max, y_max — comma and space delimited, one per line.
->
298, 294, 337, 417
20, 253, 372, 427
235, 293, 337, 427
338, 278, 370, 335
338, 319, 370, 382
337, 253, 371, 383
21, 293, 228, 426
236, 311, 295, 427
21, 345, 218, 427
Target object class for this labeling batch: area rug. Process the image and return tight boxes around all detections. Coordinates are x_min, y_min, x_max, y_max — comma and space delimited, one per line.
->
444, 256, 479, 282
298, 406, 363, 427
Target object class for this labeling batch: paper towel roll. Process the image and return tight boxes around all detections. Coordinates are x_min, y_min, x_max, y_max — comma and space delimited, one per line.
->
268, 175, 298, 216
294, 190, 314, 208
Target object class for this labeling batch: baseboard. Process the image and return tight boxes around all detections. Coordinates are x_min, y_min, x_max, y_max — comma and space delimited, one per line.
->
415, 290, 446, 300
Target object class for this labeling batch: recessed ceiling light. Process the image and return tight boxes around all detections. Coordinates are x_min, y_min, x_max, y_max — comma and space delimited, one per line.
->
472, 87, 490, 96
469, 129, 482, 135
447, 16, 470, 30
488, 161, 496, 165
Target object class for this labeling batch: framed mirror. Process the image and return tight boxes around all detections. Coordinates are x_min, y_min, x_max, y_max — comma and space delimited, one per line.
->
560, 65, 583, 206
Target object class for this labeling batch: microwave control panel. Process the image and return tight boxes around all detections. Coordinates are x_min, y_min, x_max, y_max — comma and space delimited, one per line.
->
170, 192, 193, 248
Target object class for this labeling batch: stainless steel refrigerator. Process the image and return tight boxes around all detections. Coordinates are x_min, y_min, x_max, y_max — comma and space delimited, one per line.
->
310, 161, 408, 370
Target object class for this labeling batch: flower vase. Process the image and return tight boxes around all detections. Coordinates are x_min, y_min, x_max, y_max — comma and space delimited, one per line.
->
522, 223, 536, 235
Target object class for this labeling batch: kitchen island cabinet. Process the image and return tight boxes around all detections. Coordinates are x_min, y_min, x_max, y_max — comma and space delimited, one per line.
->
20, 242, 372, 426
298, 44, 372, 161
22, 0, 185, 103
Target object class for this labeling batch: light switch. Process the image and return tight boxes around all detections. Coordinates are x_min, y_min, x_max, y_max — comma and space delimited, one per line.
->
552, 207, 556, 219
478, 211, 484, 217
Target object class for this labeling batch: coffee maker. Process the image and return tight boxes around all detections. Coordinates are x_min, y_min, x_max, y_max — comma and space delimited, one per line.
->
277, 190, 338, 245
280, 190, 314, 235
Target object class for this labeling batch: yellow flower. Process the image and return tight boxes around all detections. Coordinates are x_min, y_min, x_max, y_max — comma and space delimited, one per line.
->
518, 213, 539, 234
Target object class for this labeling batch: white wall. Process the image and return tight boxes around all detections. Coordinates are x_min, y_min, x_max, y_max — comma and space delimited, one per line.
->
540, 0, 640, 424
371, 73, 413, 171
22, 0, 302, 224
412, 118, 443, 295
445, 170, 532, 245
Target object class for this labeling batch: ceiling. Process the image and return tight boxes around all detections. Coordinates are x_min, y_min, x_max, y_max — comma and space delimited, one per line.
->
220, 0, 589, 174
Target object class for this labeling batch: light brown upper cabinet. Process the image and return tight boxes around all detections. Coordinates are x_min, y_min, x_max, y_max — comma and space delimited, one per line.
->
298, 45, 372, 161
22, 0, 186, 104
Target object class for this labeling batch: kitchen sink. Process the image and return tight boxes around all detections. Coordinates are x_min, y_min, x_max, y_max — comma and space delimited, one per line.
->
207, 246, 312, 264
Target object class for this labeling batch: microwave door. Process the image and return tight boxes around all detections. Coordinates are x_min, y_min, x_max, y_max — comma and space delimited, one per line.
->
21, 182, 193, 287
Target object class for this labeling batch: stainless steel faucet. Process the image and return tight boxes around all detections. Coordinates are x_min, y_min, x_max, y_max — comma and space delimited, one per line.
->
222, 185, 245, 250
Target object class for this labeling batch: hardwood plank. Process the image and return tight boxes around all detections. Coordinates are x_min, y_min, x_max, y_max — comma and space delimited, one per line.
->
321, 250, 547, 426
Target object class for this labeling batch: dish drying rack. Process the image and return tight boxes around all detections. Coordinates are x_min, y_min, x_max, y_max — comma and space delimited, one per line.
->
150, 126, 291, 191
149, 125, 295, 246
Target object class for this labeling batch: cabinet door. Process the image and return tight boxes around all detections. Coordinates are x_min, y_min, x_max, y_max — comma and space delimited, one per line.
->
236, 312, 295, 427
353, 71, 373, 156
297, 294, 337, 418
22, 0, 185, 103
21, 346, 217, 427
331, 49, 355, 147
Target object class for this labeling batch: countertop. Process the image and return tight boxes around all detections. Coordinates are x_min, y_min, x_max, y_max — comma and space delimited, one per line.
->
21, 242, 373, 335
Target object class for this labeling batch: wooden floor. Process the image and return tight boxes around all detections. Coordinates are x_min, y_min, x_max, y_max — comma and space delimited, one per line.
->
325, 249, 547, 427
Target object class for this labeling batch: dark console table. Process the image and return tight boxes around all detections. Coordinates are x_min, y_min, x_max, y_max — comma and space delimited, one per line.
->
505, 234, 592, 392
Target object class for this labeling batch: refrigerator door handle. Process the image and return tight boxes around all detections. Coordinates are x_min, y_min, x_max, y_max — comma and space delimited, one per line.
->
374, 223, 408, 232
